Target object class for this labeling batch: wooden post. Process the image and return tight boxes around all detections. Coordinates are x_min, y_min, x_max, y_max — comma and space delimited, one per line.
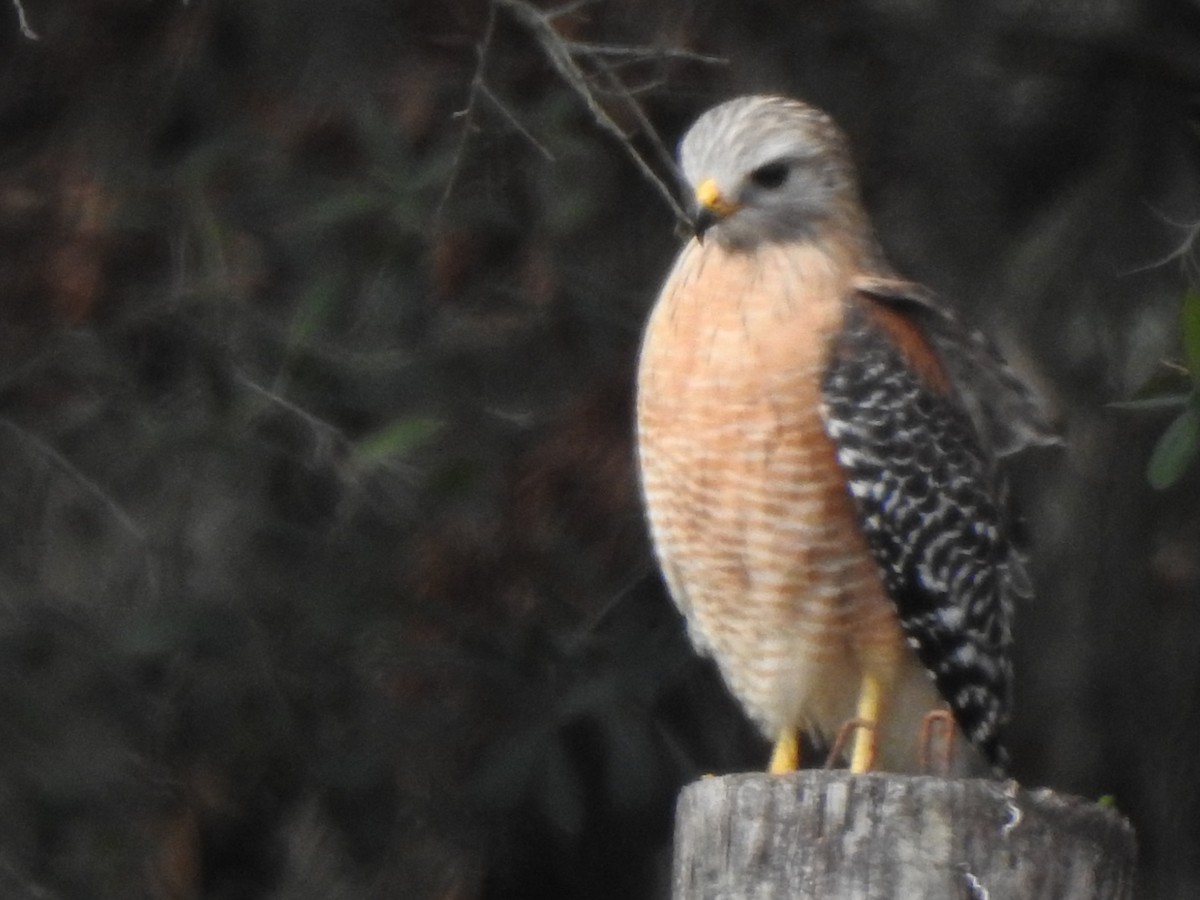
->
673, 772, 1136, 900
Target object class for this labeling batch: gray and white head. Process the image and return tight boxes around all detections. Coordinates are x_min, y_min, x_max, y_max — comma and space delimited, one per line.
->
678, 95, 864, 251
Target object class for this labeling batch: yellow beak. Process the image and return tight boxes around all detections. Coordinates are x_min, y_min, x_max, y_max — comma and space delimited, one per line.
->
694, 178, 741, 218
693, 178, 741, 240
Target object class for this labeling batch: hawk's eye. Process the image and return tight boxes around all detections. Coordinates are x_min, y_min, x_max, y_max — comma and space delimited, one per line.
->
749, 162, 789, 189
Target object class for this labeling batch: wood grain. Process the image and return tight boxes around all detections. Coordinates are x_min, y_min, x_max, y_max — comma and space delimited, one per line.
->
673, 772, 1136, 900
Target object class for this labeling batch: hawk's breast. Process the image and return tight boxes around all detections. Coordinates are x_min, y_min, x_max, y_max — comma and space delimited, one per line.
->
636, 239, 910, 736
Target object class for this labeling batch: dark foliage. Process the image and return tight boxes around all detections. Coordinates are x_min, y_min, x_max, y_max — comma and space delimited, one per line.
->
0, 0, 1198, 898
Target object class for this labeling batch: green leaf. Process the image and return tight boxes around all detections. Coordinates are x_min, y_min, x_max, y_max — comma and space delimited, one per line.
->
1147, 404, 1200, 490
1184, 290, 1200, 388
351, 417, 441, 467
288, 272, 339, 348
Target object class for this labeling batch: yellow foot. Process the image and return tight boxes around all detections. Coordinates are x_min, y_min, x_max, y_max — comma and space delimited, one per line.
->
849, 672, 882, 773
768, 728, 800, 774
919, 708, 957, 775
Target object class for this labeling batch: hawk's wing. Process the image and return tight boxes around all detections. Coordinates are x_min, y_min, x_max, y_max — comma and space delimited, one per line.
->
820, 294, 1033, 775
852, 276, 1060, 458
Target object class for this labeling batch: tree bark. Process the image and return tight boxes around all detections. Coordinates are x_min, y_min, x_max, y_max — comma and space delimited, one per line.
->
673, 771, 1136, 900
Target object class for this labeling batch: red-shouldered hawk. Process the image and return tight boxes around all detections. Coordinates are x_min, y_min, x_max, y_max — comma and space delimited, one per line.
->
636, 96, 1056, 777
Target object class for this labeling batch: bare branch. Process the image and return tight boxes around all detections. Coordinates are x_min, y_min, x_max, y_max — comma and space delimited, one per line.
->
436, 2, 560, 223
562, 42, 725, 65
585, 54, 682, 195
540, 0, 600, 21
0, 419, 148, 547
595, 76, 669, 97
11, 0, 38, 40
0, 417, 158, 596
495, 0, 694, 231
1124, 202, 1200, 283
434, 2, 499, 228
479, 83, 556, 162
233, 370, 349, 465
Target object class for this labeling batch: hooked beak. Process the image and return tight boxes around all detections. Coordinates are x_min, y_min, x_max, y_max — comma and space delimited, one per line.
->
692, 177, 740, 241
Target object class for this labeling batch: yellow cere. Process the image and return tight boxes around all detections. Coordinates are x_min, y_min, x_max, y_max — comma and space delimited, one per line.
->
695, 178, 740, 217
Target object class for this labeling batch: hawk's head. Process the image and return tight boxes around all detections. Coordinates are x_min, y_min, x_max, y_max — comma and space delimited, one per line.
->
679, 95, 865, 251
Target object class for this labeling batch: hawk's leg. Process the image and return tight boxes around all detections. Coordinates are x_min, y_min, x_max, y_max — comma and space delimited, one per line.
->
849, 672, 882, 773
768, 728, 800, 774
919, 708, 957, 775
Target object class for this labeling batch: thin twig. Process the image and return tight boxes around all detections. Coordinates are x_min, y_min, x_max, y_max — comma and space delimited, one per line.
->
586, 53, 682, 193
11, 0, 38, 40
496, 0, 694, 231
434, 2, 499, 228
479, 83, 556, 161
594, 76, 668, 97
233, 370, 348, 464
576, 562, 655, 638
563, 41, 725, 65
1123, 201, 1200, 282
0, 417, 158, 596
0, 419, 148, 548
539, 0, 599, 21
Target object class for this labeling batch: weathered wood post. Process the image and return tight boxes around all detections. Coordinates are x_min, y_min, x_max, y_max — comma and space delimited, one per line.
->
673, 771, 1136, 900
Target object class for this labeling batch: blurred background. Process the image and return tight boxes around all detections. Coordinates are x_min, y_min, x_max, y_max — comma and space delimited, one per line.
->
0, 0, 1198, 897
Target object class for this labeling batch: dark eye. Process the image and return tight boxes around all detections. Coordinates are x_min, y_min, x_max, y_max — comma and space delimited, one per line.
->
749, 162, 789, 189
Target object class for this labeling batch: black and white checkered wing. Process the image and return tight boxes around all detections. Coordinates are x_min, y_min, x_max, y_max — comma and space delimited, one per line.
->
821, 301, 1025, 775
